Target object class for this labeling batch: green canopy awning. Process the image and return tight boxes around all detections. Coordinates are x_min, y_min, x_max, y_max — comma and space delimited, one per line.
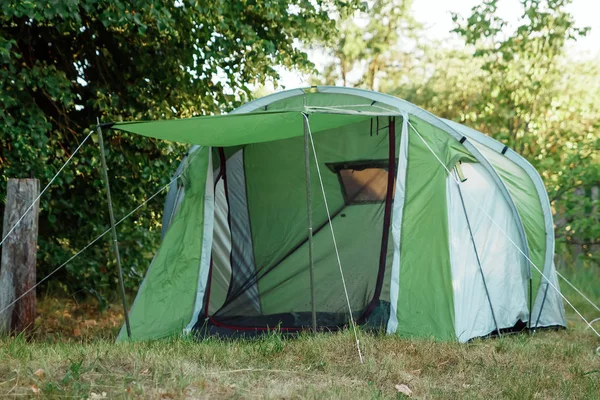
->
112, 111, 394, 146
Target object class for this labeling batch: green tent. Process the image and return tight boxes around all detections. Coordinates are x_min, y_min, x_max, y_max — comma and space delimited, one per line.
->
113, 86, 565, 342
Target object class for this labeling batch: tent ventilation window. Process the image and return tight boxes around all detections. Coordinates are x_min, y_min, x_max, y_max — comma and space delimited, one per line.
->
328, 161, 396, 205
455, 161, 468, 182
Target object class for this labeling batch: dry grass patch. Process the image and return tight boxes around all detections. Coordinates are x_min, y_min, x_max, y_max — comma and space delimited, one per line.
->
1, 325, 599, 399
2, 280, 600, 399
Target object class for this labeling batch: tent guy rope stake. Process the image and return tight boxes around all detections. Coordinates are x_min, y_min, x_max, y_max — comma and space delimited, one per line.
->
97, 119, 132, 339
408, 120, 600, 341
303, 113, 364, 364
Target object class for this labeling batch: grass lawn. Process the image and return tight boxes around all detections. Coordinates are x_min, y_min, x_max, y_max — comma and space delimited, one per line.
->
1, 269, 599, 399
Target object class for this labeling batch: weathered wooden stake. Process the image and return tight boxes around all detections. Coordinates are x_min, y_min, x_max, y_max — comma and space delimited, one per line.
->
0, 179, 40, 334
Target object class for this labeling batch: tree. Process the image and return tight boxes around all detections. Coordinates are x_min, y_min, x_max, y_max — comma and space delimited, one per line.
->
451, 0, 598, 267
312, 0, 420, 90
0, 0, 356, 301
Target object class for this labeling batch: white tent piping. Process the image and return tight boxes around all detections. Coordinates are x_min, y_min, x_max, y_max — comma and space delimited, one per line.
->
185, 150, 215, 334
386, 112, 409, 334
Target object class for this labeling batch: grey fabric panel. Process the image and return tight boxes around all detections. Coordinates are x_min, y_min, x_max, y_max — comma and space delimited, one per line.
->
217, 150, 262, 316
441, 119, 565, 327
161, 157, 187, 239
209, 178, 233, 315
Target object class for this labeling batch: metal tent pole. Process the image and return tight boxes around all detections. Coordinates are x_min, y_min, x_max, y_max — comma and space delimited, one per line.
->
96, 119, 132, 339
303, 113, 317, 333
533, 282, 550, 331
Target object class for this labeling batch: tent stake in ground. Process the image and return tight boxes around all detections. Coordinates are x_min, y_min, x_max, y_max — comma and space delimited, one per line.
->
96, 120, 132, 339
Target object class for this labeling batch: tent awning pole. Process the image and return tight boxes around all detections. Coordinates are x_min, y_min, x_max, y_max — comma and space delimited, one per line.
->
303, 113, 317, 333
97, 119, 132, 339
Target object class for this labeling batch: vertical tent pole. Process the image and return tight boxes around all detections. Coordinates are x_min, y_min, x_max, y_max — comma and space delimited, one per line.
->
528, 275, 533, 329
96, 119, 132, 339
303, 113, 317, 333
533, 282, 550, 332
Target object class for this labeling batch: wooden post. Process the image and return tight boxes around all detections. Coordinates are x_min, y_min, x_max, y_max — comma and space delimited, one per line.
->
0, 179, 40, 334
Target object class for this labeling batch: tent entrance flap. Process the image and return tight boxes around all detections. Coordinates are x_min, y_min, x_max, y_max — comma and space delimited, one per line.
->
192, 117, 399, 335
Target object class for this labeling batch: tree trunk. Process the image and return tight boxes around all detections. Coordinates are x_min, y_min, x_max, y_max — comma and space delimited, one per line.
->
0, 179, 40, 334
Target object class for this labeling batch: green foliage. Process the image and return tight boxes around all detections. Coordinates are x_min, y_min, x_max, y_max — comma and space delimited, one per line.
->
447, 0, 599, 267
0, 0, 355, 299
449, 0, 590, 148
312, 0, 421, 89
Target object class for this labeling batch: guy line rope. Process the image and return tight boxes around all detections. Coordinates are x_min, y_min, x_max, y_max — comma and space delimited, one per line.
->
0, 131, 94, 249
303, 113, 364, 364
407, 120, 600, 343
555, 270, 600, 315
0, 173, 181, 318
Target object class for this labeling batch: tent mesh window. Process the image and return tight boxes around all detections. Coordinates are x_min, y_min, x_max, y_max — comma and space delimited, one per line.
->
329, 161, 396, 205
